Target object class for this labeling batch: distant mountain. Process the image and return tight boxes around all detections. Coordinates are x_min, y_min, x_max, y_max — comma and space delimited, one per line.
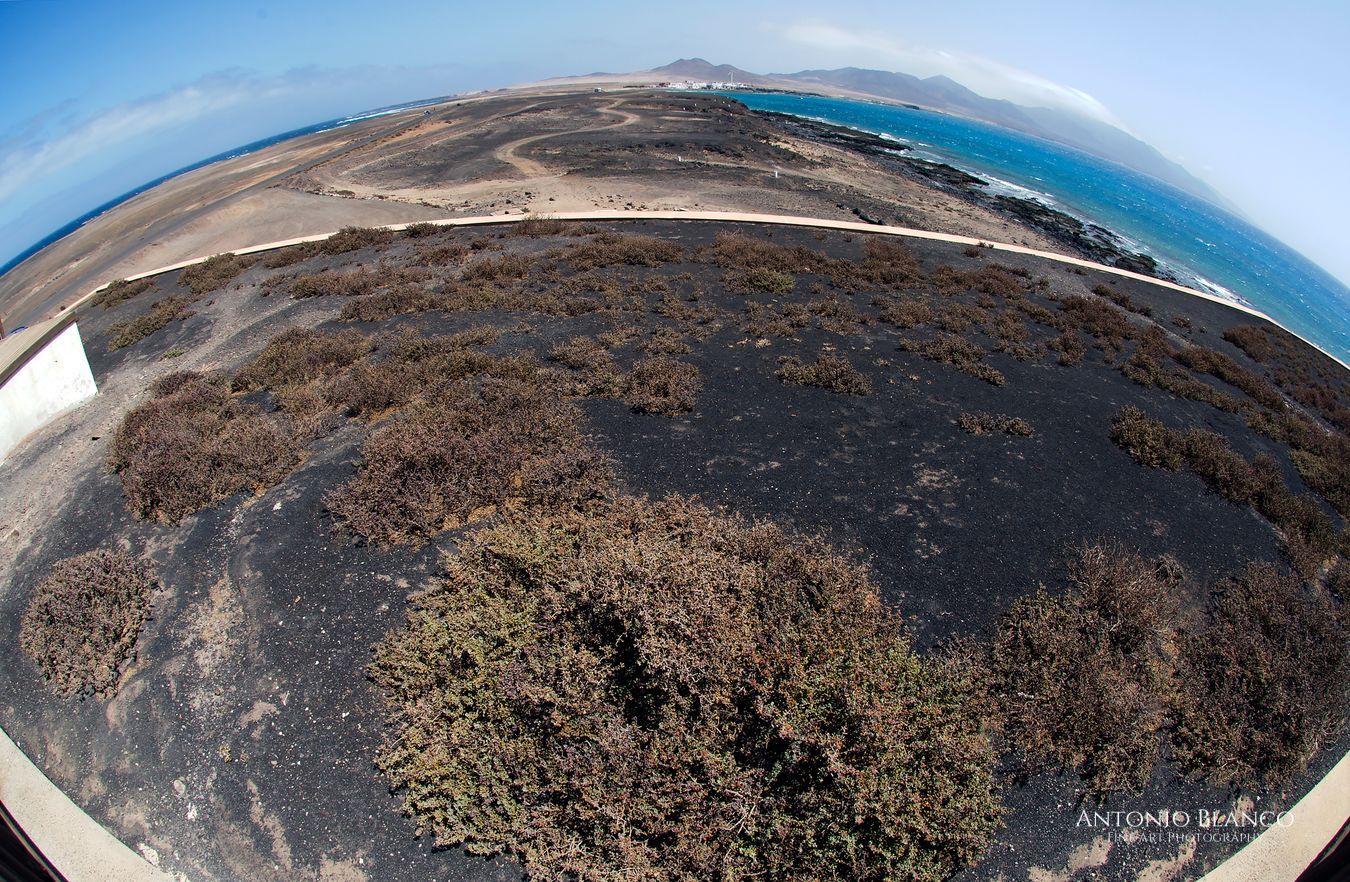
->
635, 59, 1226, 208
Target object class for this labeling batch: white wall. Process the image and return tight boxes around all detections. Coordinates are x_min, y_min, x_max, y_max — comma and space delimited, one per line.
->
0, 322, 97, 463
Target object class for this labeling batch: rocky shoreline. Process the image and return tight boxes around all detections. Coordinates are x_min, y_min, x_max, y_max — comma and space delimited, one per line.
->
762, 110, 1170, 279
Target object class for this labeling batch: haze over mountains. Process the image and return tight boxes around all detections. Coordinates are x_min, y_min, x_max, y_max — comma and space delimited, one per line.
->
610, 59, 1224, 207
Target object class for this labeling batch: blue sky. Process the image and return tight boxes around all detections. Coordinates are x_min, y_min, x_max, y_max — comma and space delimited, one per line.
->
3, 0, 1349, 285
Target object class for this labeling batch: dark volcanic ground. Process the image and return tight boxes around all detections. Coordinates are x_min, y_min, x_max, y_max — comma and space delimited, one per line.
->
0, 220, 1345, 882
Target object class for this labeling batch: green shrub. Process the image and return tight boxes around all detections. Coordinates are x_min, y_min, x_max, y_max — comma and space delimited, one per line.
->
777, 353, 873, 395
107, 295, 195, 350
990, 543, 1181, 796
109, 372, 299, 522
370, 495, 1002, 882
20, 549, 157, 699
623, 357, 701, 415
325, 377, 611, 545
1172, 563, 1349, 787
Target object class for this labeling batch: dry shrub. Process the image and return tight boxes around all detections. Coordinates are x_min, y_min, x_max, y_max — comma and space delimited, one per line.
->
508, 215, 570, 237
461, 252, 533, 282
548, 336, 613, 372
232, 327, 371, 392
1045, 330, 1086, 365
741, 301, 803, 338
898, 334, 1005, 385
322, 225, 394, 254
708, 230, 821, 274
109, 372, 299, 522
91, 278, 152, 309
876, 296, 933, 328
990, 543, 1181, 796
1174, 345, 1284, 411
402, 222, 444, 238
20, 549, 157, 699
807, 293, 867, 334
370, 495, 1002, 882
290, 268, 384, 299
261, 242, 322, 268
1093, 283, 1153, 317
1110, 407, 1338, 573
1109, 406, 1184, 470
1058, 295, 1134, 354
623, 357, 701, 415
1121, 351, 1245, 413
726, 267, 795, 294
636, 327, 691, 355
1172, 563, 1349, 787
933, 302, 986, 334
179, 253, 250, 295
107, 295, 195, 350
339, 286, 443, 321
959, 412, 1033, 437
556, 232, 683, 269
777, 353, 873, 395
1222, 325, 1275, 362
416, 242, 470, 266
326, 378, 610, 545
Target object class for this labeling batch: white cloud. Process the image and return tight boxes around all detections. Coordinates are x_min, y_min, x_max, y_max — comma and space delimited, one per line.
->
771, 20, 1124, 128
0, 73, 289, 205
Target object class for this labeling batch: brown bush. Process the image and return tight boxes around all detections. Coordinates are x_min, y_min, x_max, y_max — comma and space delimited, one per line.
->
260, 241, 322, 268
777, 353, 873, 395
109, 372, 300, 522
461, 252, 532, 282
875, 296, 932, 329
326, 378, 611, 545
1058, 295, 1134, 354
1092, 283, 1153, 317
290, 268, 384, 299
1120, 351, 1245, 413
707, 230, 822, 274
990, 543, 1181, 795
321, 225, 394, 255
548, 336, 613, 372
726, 266, 795, 294
959, 412, 1034, 437
898, 334, 1005, 385
179, 253, 250, 295
338, 286, 444, 320
557, 232, 683, 269
636, 327, 691, 355
623, 357, 701, 416
1174, 345, 1284, 411
415, 242, 470, 266
20, 549, 157, 699
232, 327, 371, 392
508, 215, 570, 237
1172, 563, 1349, 787
1110, 406, 1184, 470
1222, 325, 1275, 362
91, 278, 152, 309
370, 495, 1002, 882
402, 222, 444, 238
107, 295, 195, 350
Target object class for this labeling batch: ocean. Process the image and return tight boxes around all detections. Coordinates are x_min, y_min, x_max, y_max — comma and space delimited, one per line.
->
717, 91, 1350, 364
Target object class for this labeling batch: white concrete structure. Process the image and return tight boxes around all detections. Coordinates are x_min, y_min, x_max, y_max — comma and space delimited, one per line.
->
0, 321, 97, 463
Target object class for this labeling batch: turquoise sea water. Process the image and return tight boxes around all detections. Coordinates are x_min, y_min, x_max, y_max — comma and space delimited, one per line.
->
718, 91, 1350, 364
